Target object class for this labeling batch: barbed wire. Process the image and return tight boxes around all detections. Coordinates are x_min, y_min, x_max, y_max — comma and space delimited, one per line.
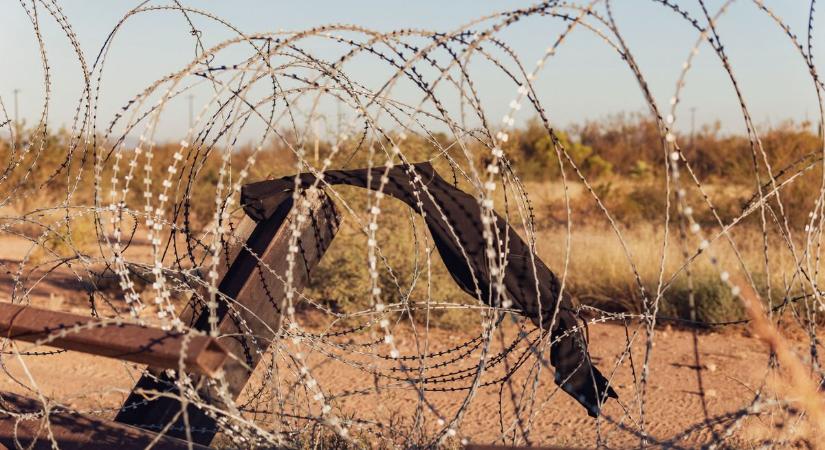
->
1, 0, 823, 448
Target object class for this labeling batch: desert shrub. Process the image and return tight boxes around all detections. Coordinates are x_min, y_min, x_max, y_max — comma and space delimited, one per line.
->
629, 160, 653, 180
588, 180, 670, 226
574, 112, 664, 176
659, 271, 746, 325
505, 118, 612, 181
30, 212, 100, 263
305, 188, 478, 330
691, 189, 748, 228
582, 154, 614, 179
765, 163, 823, 229
574, 270, 752, 326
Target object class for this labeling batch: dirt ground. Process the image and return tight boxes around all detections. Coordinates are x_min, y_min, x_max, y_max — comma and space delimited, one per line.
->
0, 233, 806, 448
0, 317, 785, 448
273, 319, 785, 448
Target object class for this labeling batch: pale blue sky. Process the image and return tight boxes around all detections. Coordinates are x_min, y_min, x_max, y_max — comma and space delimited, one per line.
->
1, 1, 821, 141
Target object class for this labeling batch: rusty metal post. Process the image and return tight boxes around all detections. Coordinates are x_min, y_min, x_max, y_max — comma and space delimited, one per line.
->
115, 189, 339, 445
463, 445, 589, 450
0, 302, 228, 376
0, 391, 212, 450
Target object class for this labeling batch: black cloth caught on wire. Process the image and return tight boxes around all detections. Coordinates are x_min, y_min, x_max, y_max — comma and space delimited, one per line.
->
241, 161, 617, 417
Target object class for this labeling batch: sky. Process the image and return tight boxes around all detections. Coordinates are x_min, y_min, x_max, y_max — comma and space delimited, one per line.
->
0, 1, 822, 142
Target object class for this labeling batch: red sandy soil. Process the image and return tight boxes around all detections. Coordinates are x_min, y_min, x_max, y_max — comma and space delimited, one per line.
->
0, 233, 806, 448
0, 318, 788, 448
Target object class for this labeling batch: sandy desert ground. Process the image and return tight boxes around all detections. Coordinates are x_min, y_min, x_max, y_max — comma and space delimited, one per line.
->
0, 233, 804, 448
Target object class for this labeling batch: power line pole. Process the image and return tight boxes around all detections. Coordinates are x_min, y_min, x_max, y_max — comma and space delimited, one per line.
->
690, 107, 696, 150
13, 89, 20, 127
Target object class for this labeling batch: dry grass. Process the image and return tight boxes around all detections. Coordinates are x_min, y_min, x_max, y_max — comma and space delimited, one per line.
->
737, 280, 825, 448
303, 175, 809, 329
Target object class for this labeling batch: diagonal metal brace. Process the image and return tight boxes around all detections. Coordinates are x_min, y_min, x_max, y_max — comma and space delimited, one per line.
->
114, 189, 339, 445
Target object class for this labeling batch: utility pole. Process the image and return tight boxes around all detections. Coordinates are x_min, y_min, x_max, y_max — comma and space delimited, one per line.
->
13, 89, 20, 128
690, 107, 696, 150
313, 121, 319, 164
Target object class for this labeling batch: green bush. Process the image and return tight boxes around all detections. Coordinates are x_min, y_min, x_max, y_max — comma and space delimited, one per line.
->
659, 272, 746, 325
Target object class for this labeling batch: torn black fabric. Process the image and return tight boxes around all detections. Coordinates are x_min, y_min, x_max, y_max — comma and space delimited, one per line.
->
241, 161, 617, 417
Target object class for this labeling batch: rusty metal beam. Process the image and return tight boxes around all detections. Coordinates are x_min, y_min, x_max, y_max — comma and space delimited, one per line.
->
463, 445, 589, 450
0, 302, 228, 376
115, 189, 340, 445
0, 391, 211, 450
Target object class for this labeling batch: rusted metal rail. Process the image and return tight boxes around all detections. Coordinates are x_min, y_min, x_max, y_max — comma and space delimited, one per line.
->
463, 445, 589, 450
0, 302, 229, 376
115, 189, 340, 445
0, 391, 211, 450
